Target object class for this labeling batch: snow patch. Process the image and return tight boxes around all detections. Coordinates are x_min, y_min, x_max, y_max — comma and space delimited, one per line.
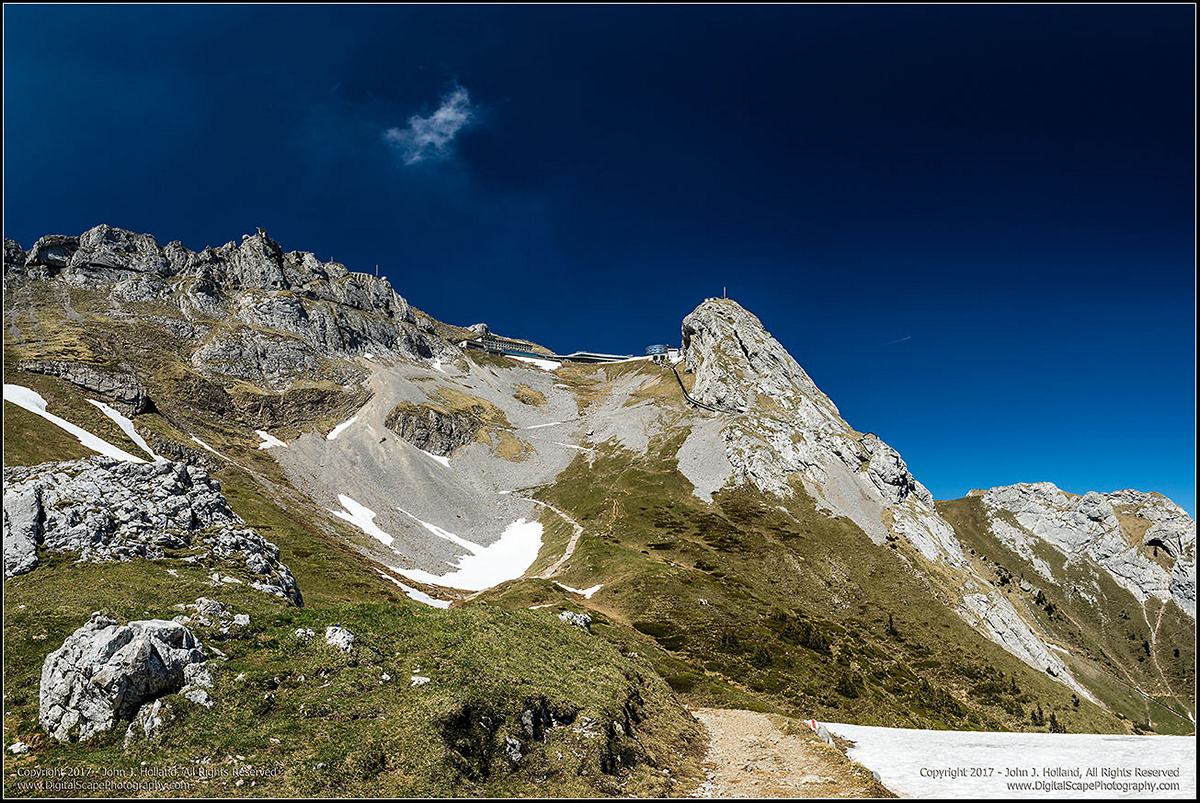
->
824, 721, 1196, 799
87, 399, 163, 461
524, 421, 564, 430
255, 429, 288, 449
326, 415, 359, 440
329, 495, 395, 547
394, 515, 544, 592
430, 358, 447, 373
376, 570, 451, 609
508, 355, 562, 371
189, 436, 230, 461
553, 442, 593, 452
555, 582, 603, 599
418, 448, 451, 468
3, 384, 147, 463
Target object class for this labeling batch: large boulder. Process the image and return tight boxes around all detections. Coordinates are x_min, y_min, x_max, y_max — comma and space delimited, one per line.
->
40, 613, 208, 742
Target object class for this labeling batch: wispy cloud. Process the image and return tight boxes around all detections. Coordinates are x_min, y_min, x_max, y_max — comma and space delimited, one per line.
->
383, 85, 475, 166
882, 336, 912, 346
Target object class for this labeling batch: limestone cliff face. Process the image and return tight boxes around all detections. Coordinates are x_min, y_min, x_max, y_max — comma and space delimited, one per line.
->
980, 482, 1196, 617
3, 225, 457, 389
680, 298, 965, 567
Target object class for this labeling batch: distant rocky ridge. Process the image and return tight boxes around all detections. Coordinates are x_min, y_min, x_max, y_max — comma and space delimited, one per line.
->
2, 456, 301, 604
979, 482, 1196, 617
3, 224, 457, 389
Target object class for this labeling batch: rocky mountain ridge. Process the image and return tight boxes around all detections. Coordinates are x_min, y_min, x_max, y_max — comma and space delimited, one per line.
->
4, 224, 455, 390
3, 224, 1195, 796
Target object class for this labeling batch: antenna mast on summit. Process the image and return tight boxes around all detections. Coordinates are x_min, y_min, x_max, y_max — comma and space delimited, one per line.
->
723, 286, 726, 298
375, 264, 379, 277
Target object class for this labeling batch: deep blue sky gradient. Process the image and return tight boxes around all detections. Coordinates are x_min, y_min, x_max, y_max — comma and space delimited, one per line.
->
4, 4, 1195, 515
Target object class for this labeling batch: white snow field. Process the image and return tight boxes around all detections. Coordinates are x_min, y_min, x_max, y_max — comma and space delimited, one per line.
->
329, 494, 395, 547
394, 515, 543, 591
507, 355, 562, 371
326, 414, 359, 440
824, 721, 1196, 799
255, 429, 288, 449
4, 384, 147, 463
87, 399, 163, 461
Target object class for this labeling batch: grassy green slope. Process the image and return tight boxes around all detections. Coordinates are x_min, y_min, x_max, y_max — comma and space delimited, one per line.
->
479, 432, 1128, 735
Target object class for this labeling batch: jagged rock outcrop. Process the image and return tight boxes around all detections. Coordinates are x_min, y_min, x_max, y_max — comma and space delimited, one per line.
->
679, 299, 964, 567
2, 457, 301, 605
957, 592, 1092, 700
40, 613, 208, 742
384, 402, 484, 456
981, 482, 1196, 617
17, 359, 150, 415
4, 225, 459, 388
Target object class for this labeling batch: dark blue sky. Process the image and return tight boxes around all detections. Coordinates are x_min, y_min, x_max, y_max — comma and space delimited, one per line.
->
4, 4, 1195, 515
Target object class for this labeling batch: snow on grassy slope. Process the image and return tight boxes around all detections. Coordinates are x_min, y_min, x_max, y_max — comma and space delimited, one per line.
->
256, 429, 288, 449
824, 721, 1195, 799
189, 435, 230, 461
555, 582, 603, 599
376, 569, 451, 609
87, 399, 163, 461
329, 494, 395, 547
393, 514, 543, 592
4, 384, 147, 463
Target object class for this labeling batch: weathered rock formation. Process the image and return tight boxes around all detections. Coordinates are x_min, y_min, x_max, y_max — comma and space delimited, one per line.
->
17, 359, 151, 416
4, 224, 458, 389
2, 456, 301, 605
981, 482, 1196, 617
679, 299, 964, 567
40, 613, 208, 742
384, 402, 485, 456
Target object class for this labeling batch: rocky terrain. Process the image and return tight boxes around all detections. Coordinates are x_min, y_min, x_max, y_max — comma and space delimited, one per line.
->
978, 483, 1196, 616
3, 224, 1194, 797
3, 456, 301, 604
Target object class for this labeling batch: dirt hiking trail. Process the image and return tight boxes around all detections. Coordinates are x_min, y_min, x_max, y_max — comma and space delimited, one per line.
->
687, 708, 896, 798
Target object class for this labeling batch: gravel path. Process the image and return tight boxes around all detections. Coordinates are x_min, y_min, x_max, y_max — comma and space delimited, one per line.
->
688, 708, 892, 798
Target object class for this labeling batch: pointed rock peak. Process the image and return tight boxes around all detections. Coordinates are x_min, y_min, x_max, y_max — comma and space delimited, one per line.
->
680, 297, 832, 414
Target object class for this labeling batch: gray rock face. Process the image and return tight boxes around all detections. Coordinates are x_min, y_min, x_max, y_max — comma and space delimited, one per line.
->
679, 299, 964, 568
124, 698, 170, 745
982, 483, 1196, 617
384, 403, 483, 456
958, 592, 1091, 700
325, 625, 355, 652
3, 487, 41, 578
558, 611, 592, 631
17, 359, 150, 415
1, 457, 301, 605
5, 225, 458, 388
40, 613, 207, 742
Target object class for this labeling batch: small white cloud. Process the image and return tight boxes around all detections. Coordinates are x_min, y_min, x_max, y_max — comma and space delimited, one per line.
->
384, 85, 475, 165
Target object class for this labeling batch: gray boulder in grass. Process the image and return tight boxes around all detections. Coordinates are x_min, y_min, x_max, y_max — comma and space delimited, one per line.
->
40, 613, 207, 742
